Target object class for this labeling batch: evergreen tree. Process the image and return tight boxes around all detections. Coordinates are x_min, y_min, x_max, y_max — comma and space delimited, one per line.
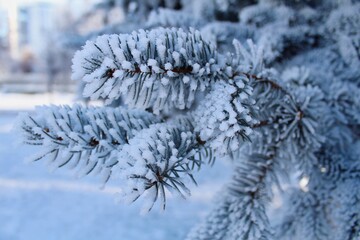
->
15, 0, 360, 239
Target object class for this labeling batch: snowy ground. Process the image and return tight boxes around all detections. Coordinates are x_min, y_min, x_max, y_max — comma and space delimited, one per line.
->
0, 92, 231, 240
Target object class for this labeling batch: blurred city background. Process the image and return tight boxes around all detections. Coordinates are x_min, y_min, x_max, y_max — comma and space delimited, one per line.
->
0, 0, 125, 98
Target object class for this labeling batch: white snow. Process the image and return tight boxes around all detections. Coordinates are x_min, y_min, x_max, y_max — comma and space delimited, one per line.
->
122, 61, 133, 70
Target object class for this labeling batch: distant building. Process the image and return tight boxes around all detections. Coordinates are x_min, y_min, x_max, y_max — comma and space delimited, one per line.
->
0, 1, 54, 59
0, 8, 9, 49
17, 2, 55, 58
1, 0, 101, 73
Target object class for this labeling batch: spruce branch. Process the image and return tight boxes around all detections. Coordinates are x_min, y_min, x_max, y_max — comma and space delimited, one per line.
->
275, 188, 332, 240
249, 80, 326, 170
192, 80, 256, 156
16, 104, 160, 182
241, 72, 284, 91
277, 144, 360, 240
112, 121, 204, 212
189, 81, 325, 240
226, 154, 275, 240
72, 28, 221, 113
188, 154, 275, 240
16, 104, 213, 211
147, 8, 204, 29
